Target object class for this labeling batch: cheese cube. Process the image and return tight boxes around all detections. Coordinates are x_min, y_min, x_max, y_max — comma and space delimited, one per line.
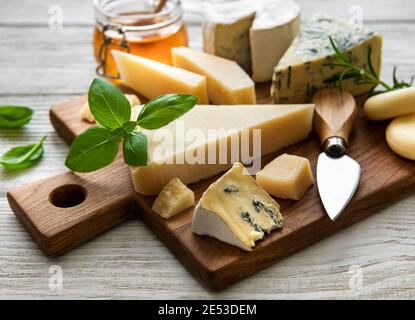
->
171, 47, 256, 105
256, 154, 314, 200
112, 50, 209, 104
152, 178, 195, 219
272, 13, 382, 103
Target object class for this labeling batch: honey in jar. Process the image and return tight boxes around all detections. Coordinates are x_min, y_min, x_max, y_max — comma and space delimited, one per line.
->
93, 0, 188, 80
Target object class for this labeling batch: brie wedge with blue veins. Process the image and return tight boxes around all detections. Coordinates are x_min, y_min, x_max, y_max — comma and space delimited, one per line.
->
272, 13, 383, 103
192, 163, 283, 251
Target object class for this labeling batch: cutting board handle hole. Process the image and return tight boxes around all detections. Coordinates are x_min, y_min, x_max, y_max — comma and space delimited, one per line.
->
49, 184, 87, 208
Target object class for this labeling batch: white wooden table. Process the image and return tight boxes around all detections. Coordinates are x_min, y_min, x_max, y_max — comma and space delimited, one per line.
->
1, 0, 415, 299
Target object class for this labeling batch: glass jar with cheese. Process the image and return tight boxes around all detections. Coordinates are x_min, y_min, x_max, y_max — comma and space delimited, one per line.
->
93, 0, 188, 80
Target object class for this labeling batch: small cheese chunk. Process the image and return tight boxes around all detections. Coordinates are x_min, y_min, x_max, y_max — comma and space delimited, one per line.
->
112, 50, 209, 104
386, 113, 415, 161
129, 103, 314, 195
203, 2, 256, 72
81, 94, 140, 123
364, 87, 415, 120
192, 163, 283, 251
171, 47, 256, 104
250, 0, 300, 82
272, 13, 382, 103
152, 178, 195, 219
256, 154, 314, 200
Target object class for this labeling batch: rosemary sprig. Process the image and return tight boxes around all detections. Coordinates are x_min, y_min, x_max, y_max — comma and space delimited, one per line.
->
324, 36, 413, 96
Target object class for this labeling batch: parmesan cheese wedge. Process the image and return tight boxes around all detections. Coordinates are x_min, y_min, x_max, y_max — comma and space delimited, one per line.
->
171, 47, 256, 105
112, 50, 209, 104
130, 104, 314, 195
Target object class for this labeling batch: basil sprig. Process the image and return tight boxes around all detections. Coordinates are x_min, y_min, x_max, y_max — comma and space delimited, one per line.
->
0, 136, 46, 170
65, 78, 197, 172
0, 106, 34, 128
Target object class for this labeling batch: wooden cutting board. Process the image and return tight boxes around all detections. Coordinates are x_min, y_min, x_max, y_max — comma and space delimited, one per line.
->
7, 85, 415, 290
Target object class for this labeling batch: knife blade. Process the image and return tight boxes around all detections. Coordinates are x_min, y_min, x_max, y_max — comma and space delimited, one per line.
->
313, 89, 361, 221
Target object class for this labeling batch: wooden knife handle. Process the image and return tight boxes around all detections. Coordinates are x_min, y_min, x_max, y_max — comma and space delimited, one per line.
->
313, 88, 357, 147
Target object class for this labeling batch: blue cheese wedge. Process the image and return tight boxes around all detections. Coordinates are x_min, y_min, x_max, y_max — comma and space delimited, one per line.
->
203, 2, 255, 73
272, 13, 383, 103
192, 163, 283, 251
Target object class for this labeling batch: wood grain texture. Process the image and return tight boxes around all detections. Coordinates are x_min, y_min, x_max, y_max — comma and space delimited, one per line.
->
313, 89, 357, 146
10, 87, 412, 290
1, 0, 415, 299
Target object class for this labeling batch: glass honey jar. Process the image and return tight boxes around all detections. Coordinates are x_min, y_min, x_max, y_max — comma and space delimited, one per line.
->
93, 0, 188, 80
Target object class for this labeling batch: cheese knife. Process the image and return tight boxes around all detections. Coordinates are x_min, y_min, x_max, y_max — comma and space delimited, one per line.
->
313, 88, 361, 221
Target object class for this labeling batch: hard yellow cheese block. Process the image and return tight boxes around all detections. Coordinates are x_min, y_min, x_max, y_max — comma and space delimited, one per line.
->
364, 87, 415, 120
130, 104, 314, 195
171, 47, 256, 104
386, 113, 415, 161
152, 178, 195, 219
112, 50, 209, 104
256, 153, 314, 200
192, 163, 283, 251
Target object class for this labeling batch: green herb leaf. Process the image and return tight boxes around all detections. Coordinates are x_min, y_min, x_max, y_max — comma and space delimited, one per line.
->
123, 121, 138, 133
123, 131, 147, 166
0, 106, 33, 128
137, 94, 197, 130
367, 46, 378, 80
0, 136, 46, 170
325, 36, 414, 96
88, 78, 131, 130
65, 125, 120, 172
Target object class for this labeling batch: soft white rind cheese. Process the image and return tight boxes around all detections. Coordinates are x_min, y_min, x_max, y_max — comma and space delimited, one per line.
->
250, 0, 300, 82
193, 202, 250, 250
203, 0, 300, 82
192, 163, 283, 251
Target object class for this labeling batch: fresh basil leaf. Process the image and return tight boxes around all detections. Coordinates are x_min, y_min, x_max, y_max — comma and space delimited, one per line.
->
137, 94, 197, 130
123, 121, 138, 133
123, 131, 147, 166
0, 106, 33, 128
88, 78, 131, 130
65, 125, 120, 172
110, 127, 125, 141
0, 136, 46, 170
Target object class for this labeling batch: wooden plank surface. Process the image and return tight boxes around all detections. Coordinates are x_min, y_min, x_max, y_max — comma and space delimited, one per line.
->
1, 0, 415, 299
